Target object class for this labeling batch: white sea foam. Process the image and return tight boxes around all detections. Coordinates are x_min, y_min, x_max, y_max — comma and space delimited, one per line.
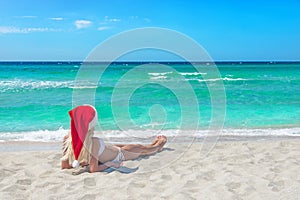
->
0, 79, 72, 90
196, 77, 249, 82
0, 79, 98, 91
0, 127, 299, 142
150, 76, 167, 80
69, 86, 98, 89
179, 72, 207, 76
219, 127, 300, 137
148, 72, 173, 76
91, 127, 300, 140
0, 127, 68, 142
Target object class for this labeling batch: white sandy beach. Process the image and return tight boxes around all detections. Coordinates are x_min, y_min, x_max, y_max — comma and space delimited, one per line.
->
0, 138, 299, 200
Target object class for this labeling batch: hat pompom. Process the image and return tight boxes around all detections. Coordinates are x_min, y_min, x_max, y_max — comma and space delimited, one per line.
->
72, 160, 79, 168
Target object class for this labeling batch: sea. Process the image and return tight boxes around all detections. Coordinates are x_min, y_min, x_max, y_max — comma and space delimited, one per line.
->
0, 62, 299, 142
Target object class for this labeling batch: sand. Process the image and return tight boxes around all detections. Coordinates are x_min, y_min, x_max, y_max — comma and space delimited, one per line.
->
0, 138, 299, 199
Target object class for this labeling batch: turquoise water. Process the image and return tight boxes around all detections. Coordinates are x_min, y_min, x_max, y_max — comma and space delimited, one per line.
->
0, 62, 299, 141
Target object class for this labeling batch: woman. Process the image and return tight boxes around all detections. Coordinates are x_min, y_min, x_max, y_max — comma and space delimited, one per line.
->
61, 105, 167, 173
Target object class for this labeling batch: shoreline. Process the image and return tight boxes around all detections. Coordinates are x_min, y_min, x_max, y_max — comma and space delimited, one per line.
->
1, 126, 299, 143
0, 135, 299, 152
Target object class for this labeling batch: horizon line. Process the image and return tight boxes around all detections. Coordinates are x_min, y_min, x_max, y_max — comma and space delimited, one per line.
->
1, 60, 300, 63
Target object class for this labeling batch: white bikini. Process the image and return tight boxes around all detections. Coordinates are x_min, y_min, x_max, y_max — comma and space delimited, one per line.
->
98, 138, 125, 163
98, 138, 106, 156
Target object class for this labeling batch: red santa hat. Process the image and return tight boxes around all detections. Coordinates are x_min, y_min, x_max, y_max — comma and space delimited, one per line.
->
69, 105, 98, 168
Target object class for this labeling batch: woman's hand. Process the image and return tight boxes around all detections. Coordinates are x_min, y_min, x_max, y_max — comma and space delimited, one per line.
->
104, 161, 123, 168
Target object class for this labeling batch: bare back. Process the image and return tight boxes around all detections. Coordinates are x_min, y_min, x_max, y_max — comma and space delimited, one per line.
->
91, 137, 119, 163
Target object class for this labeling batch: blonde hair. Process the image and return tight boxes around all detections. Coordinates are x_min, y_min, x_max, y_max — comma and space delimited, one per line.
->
61, 129, 94, 166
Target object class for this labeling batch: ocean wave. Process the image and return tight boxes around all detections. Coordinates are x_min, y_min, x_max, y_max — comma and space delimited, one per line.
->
148, 71, 208, 79
0, 127, 68, 142
0, 79, 73, 90
150, 76, 167, 80
0, 79, 98, 91
219, 127, 300, 137
148, 72, 173, 76
179, 72, 207, 76
0, 127, 299, 142
99, 127, 300, 140
0, 76, 251, 91
196, 77, 250, 82
69, 86, 98, 89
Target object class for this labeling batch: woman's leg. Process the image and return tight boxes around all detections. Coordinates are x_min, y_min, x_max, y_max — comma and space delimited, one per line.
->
120, 136, 167, 160
114, 136, 161, 148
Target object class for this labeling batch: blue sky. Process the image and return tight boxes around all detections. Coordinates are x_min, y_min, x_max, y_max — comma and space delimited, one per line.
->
0, 0, 299, 61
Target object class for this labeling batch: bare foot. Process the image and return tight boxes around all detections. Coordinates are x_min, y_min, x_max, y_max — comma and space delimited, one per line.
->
151, 135, 163, 145
157, 135, 167, 152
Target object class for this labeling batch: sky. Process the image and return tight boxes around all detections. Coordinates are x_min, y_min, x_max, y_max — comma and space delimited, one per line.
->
0, 0, 299, 61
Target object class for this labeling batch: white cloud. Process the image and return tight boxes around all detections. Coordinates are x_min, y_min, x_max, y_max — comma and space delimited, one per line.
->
129, 16, 138, 20
75, 20, 92, 29
97, 26, 111, 31
144, 18, 151, 23
108, 18, 121, 22
16, 15, 37, 19
104, 16, 121, 22
129, 16, 151, 23
0, 26, 59, 34
49, 17, 64, 21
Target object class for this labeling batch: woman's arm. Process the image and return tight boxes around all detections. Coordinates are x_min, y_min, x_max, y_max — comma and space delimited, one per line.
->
89, 138, 107, 173
61, 159, 72, 169
90, 155, 107, 172
90, 160, 122, 173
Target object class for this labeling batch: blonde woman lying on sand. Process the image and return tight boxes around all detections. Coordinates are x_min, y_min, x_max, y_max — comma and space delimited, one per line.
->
61, 105, 167, 173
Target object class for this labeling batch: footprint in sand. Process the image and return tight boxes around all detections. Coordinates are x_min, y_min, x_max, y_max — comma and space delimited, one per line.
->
200, 170, 216, 181
225, 182, 241, 190
130, 180, 146, 188
39, 170, 55, 178
80, 194, 96, 199
3, 167, 19, 175
279, 141, 290, 148
269, 166, 281, 173
149, 172, 162, 181
2, 184, 26, 192
183, 180, 198, 188
84, 177, 96, 187
161, 174, 172, 181
262, 173, 276, 182
24, 169, 35, 178
268, 180, 285, 192
49, 185, 62, 193
16, 179, 31, 185
11, 161, 24, 167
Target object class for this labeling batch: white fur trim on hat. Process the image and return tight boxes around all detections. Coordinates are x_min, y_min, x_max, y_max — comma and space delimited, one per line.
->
88, 111, 98, 130
89, 105, 98, 130
83, 104, 98, 130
